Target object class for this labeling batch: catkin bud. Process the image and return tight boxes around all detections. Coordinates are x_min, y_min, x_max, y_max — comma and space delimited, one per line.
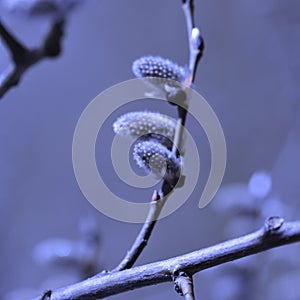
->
133, 140, 181, 184
132, 56, 186, 82
132, 56, 187, 92
113, 111, 176, 146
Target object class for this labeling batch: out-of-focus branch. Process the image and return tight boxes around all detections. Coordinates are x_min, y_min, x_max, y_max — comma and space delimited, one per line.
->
0, 19, 64, 99
0, 20, 27, 63
32, 217, 300, 300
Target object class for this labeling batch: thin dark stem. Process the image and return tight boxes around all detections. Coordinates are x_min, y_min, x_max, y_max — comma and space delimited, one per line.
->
0, 20, 28, 64
0, 20, 65, 100
112, 191, 167, 272
32, 217, 300, 300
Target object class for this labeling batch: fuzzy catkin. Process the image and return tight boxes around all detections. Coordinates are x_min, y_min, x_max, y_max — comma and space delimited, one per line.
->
132, 56, 186, 82
132, 56, 187, 92
113, 111, 177, 142
133, 140, 181, 179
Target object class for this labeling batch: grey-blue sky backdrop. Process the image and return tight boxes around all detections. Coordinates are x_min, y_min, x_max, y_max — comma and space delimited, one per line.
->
0, 1, 299, 299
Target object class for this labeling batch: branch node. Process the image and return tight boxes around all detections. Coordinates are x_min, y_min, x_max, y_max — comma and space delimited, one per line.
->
174, 271, 195, 299
264, 216, 285, 234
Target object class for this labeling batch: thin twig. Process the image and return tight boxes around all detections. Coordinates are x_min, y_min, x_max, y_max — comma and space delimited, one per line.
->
182, 0, 195, 35
174, 271, 195, 300
0, 21, 27, 63
182, 0, 204, 83
0, 19, 65, 99
112, 191, 167, 272
32, 217, 300, 300
178, 0, 204, 124
112, 114, 184, 272
172, 118, 183, 154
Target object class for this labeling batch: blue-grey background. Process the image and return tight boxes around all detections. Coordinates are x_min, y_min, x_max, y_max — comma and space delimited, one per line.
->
0, 0, 300, 299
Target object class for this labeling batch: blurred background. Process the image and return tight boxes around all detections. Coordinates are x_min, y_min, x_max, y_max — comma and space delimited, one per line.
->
0, 0, 299, 299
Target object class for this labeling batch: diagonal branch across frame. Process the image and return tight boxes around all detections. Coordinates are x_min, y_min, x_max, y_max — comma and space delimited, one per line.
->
32, 217, 300, 300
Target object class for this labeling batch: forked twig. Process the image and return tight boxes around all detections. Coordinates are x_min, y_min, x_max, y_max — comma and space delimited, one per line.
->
0, 19, 64, 99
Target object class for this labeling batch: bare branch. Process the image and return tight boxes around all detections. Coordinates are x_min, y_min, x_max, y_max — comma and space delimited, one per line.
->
0, 19, 64, 99
0, 20, 27, 63
32, 217, 300, 300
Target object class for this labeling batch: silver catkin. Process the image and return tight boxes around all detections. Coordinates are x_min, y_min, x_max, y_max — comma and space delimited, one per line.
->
132, 56, 187, 92
113, 111, 177, 143
133, 140, 181, 180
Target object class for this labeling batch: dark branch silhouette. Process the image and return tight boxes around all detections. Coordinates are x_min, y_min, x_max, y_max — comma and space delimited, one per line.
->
0, 19, 64, 99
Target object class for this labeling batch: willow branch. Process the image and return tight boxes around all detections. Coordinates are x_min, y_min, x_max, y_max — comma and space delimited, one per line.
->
111, 1, 203, 273
112, 120, 186, 272
0, 20, 27, 63
32, 217, 300, 300
0, 19, 64, 99
112, 191, 168, 272
112, 120, 184, 272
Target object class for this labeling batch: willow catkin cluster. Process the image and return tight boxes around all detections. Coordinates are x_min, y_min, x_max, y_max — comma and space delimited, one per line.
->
112, 56, 186, 186
113, 111, 181, 185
